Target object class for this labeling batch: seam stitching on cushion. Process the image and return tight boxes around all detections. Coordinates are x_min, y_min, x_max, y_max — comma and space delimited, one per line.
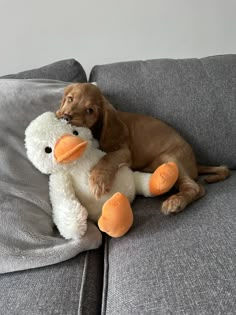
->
77, 252, 89, 315
101, 236, 109, 315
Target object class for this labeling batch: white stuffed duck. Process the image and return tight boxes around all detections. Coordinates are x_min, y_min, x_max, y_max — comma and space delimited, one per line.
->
25, 112, 178, 239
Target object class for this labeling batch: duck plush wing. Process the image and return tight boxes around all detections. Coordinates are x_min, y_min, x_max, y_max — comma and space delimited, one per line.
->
49, 172, 88, 240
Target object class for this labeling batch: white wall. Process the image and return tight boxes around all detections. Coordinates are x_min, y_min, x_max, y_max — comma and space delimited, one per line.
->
0, 0, 235, 77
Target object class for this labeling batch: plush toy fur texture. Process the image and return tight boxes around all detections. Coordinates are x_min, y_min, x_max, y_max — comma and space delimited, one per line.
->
25, 112, 178, 239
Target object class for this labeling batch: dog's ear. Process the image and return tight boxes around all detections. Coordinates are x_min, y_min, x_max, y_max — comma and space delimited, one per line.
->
56, 84, 75, 115
100, 99, 128, 151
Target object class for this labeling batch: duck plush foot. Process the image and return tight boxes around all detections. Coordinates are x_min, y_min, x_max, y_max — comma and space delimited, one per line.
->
149, 162, 179, 196
98, 192, 134, 238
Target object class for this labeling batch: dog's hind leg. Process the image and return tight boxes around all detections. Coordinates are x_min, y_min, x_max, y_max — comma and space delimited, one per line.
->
161, 175, 205, 215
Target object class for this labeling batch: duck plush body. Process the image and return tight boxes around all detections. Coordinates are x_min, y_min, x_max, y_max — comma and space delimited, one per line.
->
25, 112, 179, 239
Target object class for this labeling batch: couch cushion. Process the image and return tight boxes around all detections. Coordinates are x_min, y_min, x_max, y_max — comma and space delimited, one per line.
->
0, 247, 103, 315
102, 173, 236, 314
0, 79, 102, 273
1, 59, 87, 82
90, 54, 236, 169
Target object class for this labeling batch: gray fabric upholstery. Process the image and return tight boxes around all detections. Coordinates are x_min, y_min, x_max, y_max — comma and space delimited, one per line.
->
90, 54, 236, 169
0, 79, 102, 273
0, 55, 235, 314
90, 54, 236, 314
102, 172, 236, 315
1, 59, 87, 82
0, 247, 103, 315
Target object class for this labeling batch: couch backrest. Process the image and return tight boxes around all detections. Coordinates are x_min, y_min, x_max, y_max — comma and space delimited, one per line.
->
90, 55, 236, 169
1, 59, 87, 82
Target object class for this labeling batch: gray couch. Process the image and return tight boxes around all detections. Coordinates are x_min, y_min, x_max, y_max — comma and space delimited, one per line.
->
0, 55, 235, 315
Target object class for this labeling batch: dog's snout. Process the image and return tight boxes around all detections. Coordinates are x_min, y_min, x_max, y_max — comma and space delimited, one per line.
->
62, 114, 73, 122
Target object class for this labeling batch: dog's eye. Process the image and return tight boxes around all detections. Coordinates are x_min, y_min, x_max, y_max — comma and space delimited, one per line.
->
45, 147, 52, 154
73, 130, 79, 136
86, 108, 94, 114
67, 96, 73, 103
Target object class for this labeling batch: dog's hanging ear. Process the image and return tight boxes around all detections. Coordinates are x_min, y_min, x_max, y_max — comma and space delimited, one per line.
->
100, 99, 128, 151
56, 84, 75, 116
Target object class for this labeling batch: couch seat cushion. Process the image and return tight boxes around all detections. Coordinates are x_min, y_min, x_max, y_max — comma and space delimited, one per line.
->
0, 247, 103, 315
102, 173, 236, 314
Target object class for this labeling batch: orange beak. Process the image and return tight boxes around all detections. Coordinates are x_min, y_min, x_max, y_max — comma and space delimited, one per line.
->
54, 134, 88, 164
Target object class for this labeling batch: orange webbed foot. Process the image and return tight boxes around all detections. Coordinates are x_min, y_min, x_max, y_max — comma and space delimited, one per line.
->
149, 162, 179, 196
98, 192, 133, 238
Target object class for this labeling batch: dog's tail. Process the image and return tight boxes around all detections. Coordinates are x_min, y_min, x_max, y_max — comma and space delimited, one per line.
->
197, 165, 230, 183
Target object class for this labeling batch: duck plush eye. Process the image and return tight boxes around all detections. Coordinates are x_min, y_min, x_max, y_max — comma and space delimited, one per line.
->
45, 147, 52, 154
73, 130, 79, 136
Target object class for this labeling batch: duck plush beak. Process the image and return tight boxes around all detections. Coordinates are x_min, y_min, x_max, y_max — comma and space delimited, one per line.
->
54, 134, 88, 164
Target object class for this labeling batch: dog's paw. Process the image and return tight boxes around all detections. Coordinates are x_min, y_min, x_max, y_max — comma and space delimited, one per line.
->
161, 195, 187, 215
89, 167, 114, 199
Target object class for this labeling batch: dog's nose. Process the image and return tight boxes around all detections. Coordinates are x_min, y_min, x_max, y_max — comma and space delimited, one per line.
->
62, 114, 72, 122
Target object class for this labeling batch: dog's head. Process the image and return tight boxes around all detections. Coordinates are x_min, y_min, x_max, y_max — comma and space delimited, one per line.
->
56, 82, 127, 149
56, 83, 105, 128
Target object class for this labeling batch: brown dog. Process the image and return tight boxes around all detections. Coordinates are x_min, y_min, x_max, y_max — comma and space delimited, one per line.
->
56, 83, 230, 214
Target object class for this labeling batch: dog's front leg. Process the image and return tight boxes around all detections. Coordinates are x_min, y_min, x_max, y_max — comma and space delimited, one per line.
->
89, 148, 131, 199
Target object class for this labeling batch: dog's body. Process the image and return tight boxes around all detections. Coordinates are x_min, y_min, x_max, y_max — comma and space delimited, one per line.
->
56, 83, 230, 214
